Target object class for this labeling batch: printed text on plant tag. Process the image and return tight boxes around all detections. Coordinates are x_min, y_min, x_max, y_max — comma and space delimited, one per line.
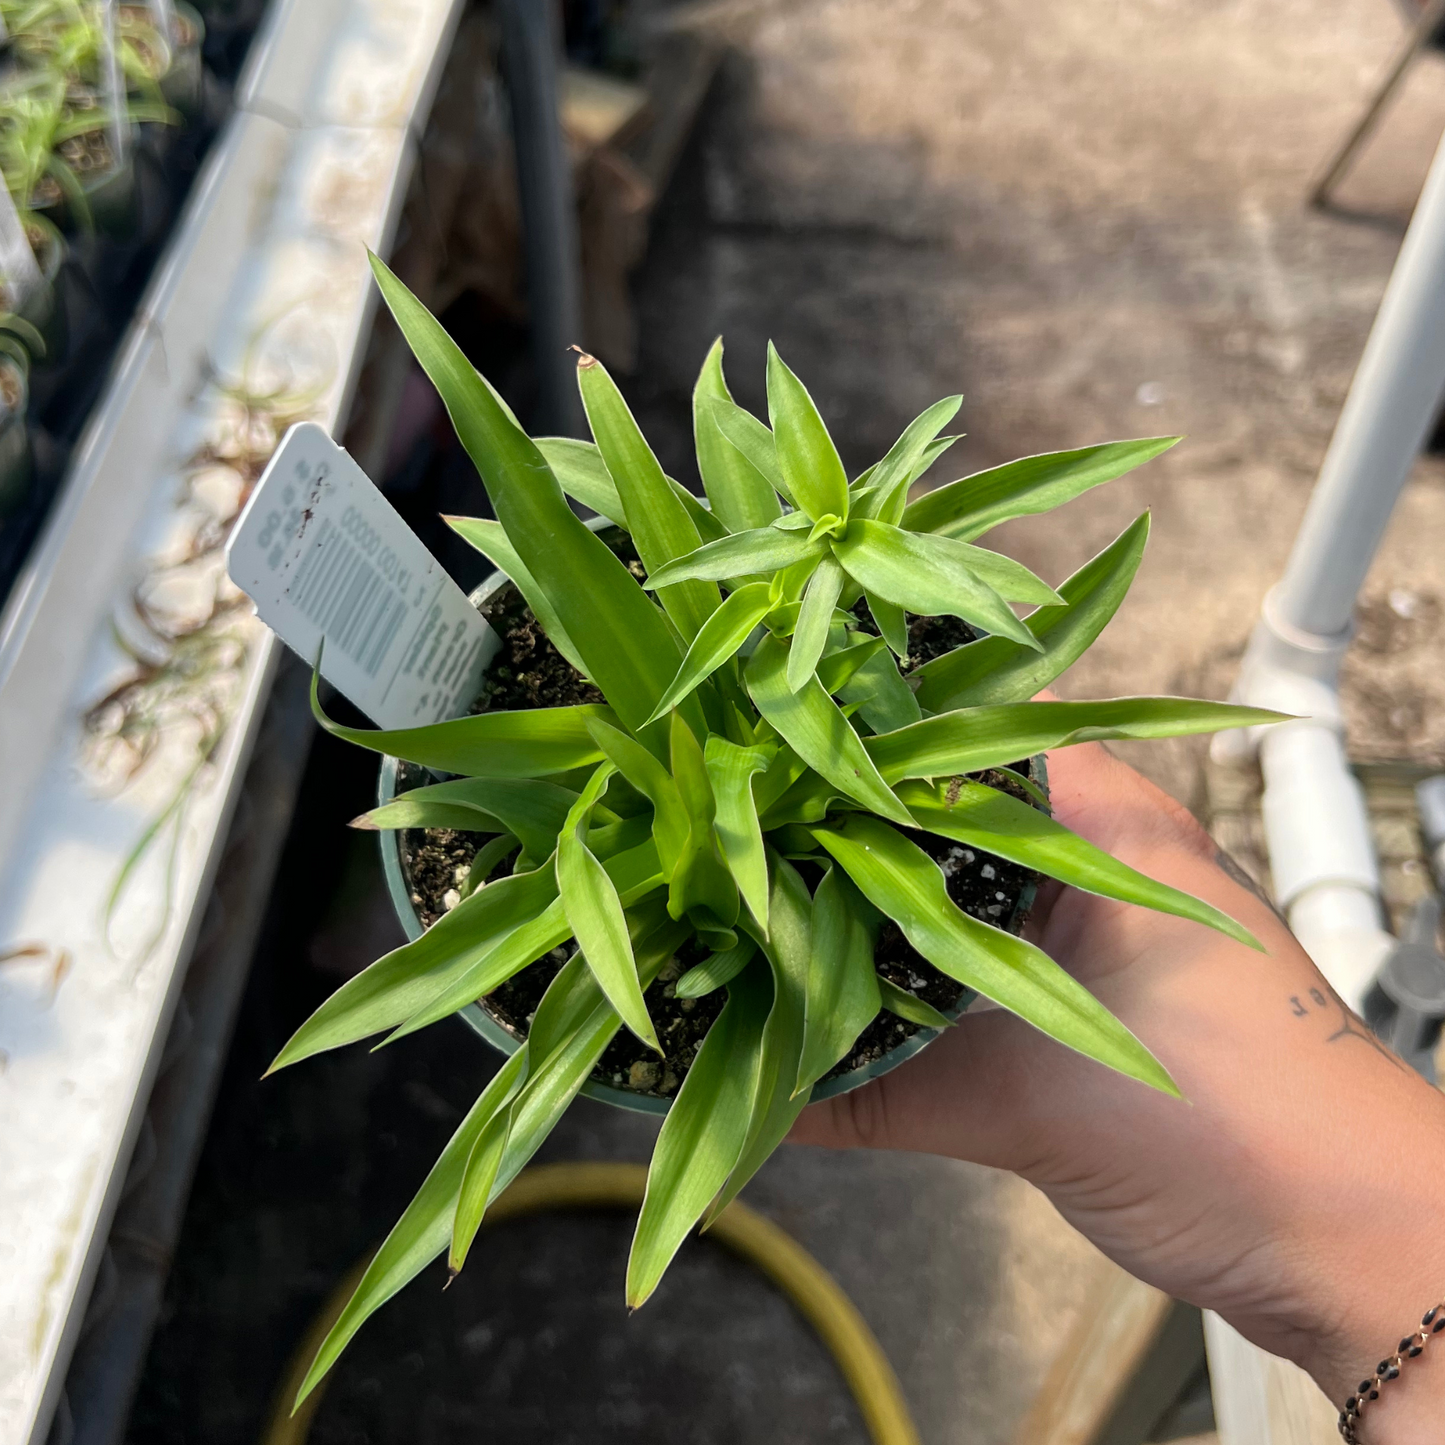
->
226, 422, 491, 728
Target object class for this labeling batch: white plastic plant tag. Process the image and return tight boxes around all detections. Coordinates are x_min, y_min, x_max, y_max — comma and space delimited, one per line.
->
0, 185, 41, 308
227, 422, 492, 729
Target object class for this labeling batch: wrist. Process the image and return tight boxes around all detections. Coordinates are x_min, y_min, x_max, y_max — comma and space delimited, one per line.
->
1265, 1075, 1445, 1433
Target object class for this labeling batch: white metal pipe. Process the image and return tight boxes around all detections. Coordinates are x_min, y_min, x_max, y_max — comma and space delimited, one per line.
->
1275, 124, 1445, 645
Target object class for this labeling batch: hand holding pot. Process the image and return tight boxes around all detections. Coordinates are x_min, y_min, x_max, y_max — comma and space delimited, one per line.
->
791, 739, 1445, 1440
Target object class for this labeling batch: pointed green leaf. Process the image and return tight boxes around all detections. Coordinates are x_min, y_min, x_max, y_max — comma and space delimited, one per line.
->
876, 975, 953, 1029
578, 355, 720, 641
705, 395, 795, 506
269, 862, 559, 1071
694, 339, 784, 532
646, 527, 827, 589
864, 590, 909, 658
388, 830, 663, 1041
787, 555, 845, 692
838, 648, 922, 734
852, 396, 961, 522
489, 924, 689, 1202
867, 697, 1290, 784
903, 437, 1181, 540
296, 916, 688, 1404
352, 777, 579, 862
745, 632, 915, 827
294, 1045, 529, 1406
707, 856, 812, 1221
311, 659, 612, 779
899, 780, 1262, 950
646, 583, 773, 724
795, 866, 881, 1094
766, 342, 849, 521
814, 634, 888, 695
668, 712, 740, 930
813, 814, 1178, 1094
536, 435, 726, 542
833, 520, 1044, 649
674, 936, 758, 997
705, 736, 773, 932
444, 516, 591, 678
585, 716, 689, 875
449, 1091, 521, 1274
912, 513, 1150, 711
627, 963, 771, 1305
557, 766, 660, 1052
367, 253, 683, 734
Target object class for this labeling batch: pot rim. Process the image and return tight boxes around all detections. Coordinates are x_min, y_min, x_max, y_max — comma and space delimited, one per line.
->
375, 516, 1046, 1116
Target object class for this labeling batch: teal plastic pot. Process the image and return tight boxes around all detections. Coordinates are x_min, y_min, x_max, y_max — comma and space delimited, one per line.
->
376, 528, 1047, 1116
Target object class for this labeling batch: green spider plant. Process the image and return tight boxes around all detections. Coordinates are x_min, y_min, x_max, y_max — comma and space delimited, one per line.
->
273, 252, 1284, 1405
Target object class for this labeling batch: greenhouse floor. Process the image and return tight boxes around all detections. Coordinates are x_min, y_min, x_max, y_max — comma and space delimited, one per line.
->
132, 1, 1445, 1442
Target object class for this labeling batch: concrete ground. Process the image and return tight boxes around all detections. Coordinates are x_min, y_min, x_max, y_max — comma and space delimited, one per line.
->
134, 3, 1445, 1442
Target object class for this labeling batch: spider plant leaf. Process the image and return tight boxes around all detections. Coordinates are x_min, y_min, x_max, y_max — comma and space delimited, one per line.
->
899, 780, 1263, 950
695, 339, 784, 532
533, 436, 626, 524
814, 634, 888, 695
837, 648, 923, 733
668, 713, 741, 931
766, 342, 849, 522
912, 512, 1150, 711
368, 254, 684, 735
352, 800, 504, 834
293, 1044, 530, 1407
863, 590, 910, 658
833, 520, 1047, 648
449, 1088, 522, 1274
876, 975, 953, 1029
795, 866, 882, 1095
311, 658, 614, 779
490, 923, 690, 1201
705, 855, 813, 1221
674, 935, 758, 997
787, 555, 845, 692
585, 717, 689, 876
351, 778, 579, 861
705, 736, 773, 933
903, 437, 1181, 540
851, 396, 962, 522
578, 355, 721, 641
812, 814, 1178, 1094
387, 830, 664, 1041
626, 961, 772, 1306
866, 698, 1290, 784
745, 632, 915, 827
557, 765, 661, 1053
536, 436, 726, 542
704, 395, 795, 507
444, 517, 590, 678
268, 861, 560, 1071
645, 527, 827, 589
645, 583, 774, 724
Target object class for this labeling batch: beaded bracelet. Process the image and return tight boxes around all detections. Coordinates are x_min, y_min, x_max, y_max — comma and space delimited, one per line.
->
1339, 1301, 1445, 1441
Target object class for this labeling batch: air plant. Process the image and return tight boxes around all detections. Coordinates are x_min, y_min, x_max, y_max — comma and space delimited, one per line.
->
273, 253, 1283, 1403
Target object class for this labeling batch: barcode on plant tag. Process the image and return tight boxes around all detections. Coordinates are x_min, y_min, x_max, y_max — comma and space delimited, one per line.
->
290, 517, 409, 677
226, 422, 494, 729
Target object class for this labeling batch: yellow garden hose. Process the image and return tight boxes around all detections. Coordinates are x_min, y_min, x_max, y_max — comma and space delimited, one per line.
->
261, 1160, 921, 1445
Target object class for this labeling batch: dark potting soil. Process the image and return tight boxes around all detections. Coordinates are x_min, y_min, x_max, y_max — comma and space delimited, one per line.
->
399, 583, 1041, 1100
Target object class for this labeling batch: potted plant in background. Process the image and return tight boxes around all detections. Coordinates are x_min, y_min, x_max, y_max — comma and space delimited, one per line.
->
0, 310, 45, 513
268, 253, 1284, 1404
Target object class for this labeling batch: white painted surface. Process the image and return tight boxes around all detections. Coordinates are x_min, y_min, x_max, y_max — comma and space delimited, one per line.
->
0, 3, 463, 1440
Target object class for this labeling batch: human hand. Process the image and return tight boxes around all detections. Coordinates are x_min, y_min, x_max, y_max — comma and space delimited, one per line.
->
791, 740, 1445, 1437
